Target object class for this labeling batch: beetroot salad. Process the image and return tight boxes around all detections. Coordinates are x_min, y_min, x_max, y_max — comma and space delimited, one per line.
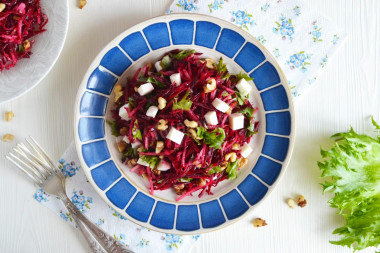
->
109, 49, 259, 201
0, 0, 48, 71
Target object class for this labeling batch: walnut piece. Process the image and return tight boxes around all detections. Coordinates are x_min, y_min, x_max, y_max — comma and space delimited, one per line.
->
203, 78, 216, 93
158, 97, 167, 110
224, 152, 237, 162
113, 83, 124, 102
196, 178, 206, 186
5, 111, 14, 122
0, 3, 6, 13
253, 218, 267, 227
79, 0, 87, 9
117, 141, 127, 153
297, 195, 307, 207
184, 119, 198, 128
126, 158, 137, 167
238, 157, 248, 168
119, 127, 128, 136
23, 40, 31, 51
287, 198, 296, 209
2, 134, 14, 142
155, 141, 164, 154
232, 143, 240, 150
188, 129, 201, 140
156, 119, 168, 131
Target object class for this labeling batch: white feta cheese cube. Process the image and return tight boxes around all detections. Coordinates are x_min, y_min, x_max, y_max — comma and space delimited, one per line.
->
204, 111, 218, 125
166, 127, 184, 144
131, 140, 141, 148
170, 73, 182, 86
212, 98, 230, 113
241, 144, 253, 158
157, 160, 171, 171
137, 158, 149, 167
146, 106, 159, 118
118, 104, 130, 121
122, 136, 130, 144
155, 61, 163, 72
235, 78, 252, 96
229, 113, 245, 130
137, 83, 154, 96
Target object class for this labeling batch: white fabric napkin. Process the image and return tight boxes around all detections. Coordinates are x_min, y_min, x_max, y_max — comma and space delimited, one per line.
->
34, 1, 344, 252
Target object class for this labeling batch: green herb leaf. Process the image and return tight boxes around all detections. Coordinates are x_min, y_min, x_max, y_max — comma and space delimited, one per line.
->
179, 178, 193, 182
235, 71, 254, 81
235, 91, 246, 106
173, 49, 195, 60
147, 76, 166, 88
172, 91, 192, 111
216, 57, 231, 80
160, 55, 172, 70
240, 107, 255, 118
122, 144, 139, 160
226, 160, 239, 179
240, 107, 257, 137
196, 127, 226, 149
127, 97, 135, 107
207, 165, 223, 175
132, 120, 142, 140
107, 120, 120, 137
318, 117, 380, 251
221, 91, 229, 97
140, 155, 159, 169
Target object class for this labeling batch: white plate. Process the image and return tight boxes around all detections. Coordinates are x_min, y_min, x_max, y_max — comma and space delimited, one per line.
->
0, 0, 69, 104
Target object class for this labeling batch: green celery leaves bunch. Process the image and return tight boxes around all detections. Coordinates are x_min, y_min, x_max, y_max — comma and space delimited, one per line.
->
318, 117, 380, 251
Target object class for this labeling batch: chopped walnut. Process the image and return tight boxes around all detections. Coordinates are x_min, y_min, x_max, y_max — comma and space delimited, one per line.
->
203, 78, 216, 93
287, 198, 296, 209
239, 157, 248, 168
5, 111, 14, 122
119, 127, 128, 136
23, 40, 31, 51
0, 3, 5, 13
232, 143, 240, 150
79, 0, 87, 9
196, 178, 206, 186
224, 152, 237, 162
134, 86, 138, 92
253, 218, 267, 227
173, 184, 185, 195
117, 141, 127, 153
220, 161, 228, 171
158, 97, 167, 110
184, 119, 198, 128
188, 129, 201, 140
155, 141, 164, 154
156, 119, 168, 131
159, 155, 164, 159
153, 168, 161, 176
142, 173, 148, 180
126, 158, 137, 167
2, 134, 14, 142
205, 58, 215, 69
297, 195, 307, 207
146, 62, 153, 72
113, 83, 124, 102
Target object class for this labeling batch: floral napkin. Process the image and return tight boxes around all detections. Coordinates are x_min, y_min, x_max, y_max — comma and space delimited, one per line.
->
167, 0, 345, 98
33, 0, 344, 252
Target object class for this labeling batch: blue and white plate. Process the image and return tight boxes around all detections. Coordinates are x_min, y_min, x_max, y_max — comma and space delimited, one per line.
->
74, 14, 295, 234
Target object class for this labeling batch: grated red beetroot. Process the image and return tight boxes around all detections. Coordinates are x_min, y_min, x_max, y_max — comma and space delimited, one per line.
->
110, 49, 259, 201
0, 0, 48, 71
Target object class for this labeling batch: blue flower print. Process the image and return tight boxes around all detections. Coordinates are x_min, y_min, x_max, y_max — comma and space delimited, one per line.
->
137, 238, 150, 247
192, 235, 200, 241
114, 233, 128, 246
71, 190, 92, 213
273, 48, 280, 58
59, 210, 73, 222
208, 0, 227, 13
231, 10, 254, 30
176, 0, 197, 11
257, 35, 266, 44
332, 34, 340, 45
286, 51, 311, 72
308, 77, 317, 85
274, 16, 295, 41
261, 3, 270, 12
320, 55, 328, 68
58, 159, 79, 178
310, 21, 323, 42
34, 188, 49, 202
163, 234, 184, 250
95, 218, 104, 226
110, 207, 127, 220
293, 6, 301, 16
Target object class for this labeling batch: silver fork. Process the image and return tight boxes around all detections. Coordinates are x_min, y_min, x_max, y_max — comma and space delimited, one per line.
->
5, 137, 133, 253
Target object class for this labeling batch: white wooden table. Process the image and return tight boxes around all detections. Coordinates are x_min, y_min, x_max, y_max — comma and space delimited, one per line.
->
0, 0, 379, 252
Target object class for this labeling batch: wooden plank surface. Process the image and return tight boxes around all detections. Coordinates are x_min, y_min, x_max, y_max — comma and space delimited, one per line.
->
0, 0, 379, 252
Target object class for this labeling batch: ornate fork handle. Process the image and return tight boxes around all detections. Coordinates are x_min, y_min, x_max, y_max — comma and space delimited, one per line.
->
59, 192, 133, 253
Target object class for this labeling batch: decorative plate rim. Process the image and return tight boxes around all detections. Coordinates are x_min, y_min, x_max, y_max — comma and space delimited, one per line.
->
74, 13, 295, 235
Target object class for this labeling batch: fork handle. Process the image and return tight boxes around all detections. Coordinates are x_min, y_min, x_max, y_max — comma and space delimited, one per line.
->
60, 193, 133, 253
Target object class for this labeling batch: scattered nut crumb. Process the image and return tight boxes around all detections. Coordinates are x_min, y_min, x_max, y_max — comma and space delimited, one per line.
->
79, 0, 87, 9
253, 218, 267, 227
5, 111, 14, 122
297, 195, 307, 207
196, 178, 206, 186
23, 40, 30, 51
238, 157, 248, 168
117, 141, 127, 153
2, 134, 14, 142
126, 158, 137, 167
158, 97, 167, 110
287, 198, 296, 209
173, 183, 185, 195
134, 86, 138, 92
